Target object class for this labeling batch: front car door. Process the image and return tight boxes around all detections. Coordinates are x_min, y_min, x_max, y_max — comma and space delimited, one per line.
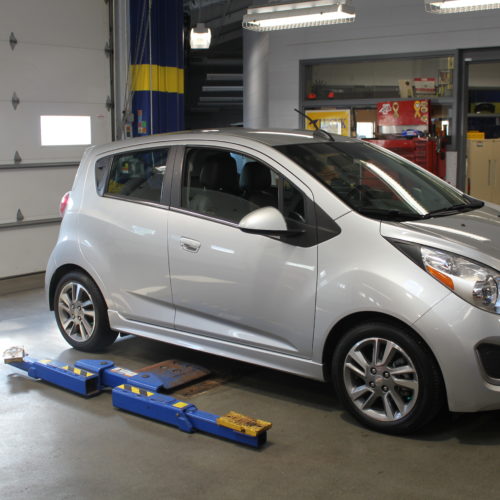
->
167, 143, 318, 357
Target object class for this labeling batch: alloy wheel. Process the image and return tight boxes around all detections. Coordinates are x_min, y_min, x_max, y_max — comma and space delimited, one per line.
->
57, 281, 96, 342
343, 337, 419, 422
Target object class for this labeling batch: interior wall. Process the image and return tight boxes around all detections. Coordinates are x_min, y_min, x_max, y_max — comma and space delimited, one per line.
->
249, 0, 500, 129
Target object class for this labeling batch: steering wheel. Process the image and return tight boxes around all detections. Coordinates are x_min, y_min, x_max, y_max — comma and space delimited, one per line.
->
288, 211, 306, 224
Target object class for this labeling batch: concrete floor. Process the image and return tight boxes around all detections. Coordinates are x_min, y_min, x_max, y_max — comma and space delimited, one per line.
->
2, 289, 500, 499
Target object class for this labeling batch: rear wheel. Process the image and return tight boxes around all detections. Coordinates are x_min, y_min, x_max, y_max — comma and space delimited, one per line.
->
54, 271, 117, 352
332, 321, 444, 434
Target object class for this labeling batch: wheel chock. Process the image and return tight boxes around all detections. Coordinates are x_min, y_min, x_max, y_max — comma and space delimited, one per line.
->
3, 347, 272, 448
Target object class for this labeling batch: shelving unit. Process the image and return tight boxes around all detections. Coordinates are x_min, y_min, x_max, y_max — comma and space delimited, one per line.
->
467, 114, 500, 118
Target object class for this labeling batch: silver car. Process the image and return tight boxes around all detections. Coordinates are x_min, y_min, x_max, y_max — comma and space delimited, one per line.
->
46, 128, 500, 434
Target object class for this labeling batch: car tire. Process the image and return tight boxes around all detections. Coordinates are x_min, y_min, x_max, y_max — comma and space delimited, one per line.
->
54, 271, 118, 352
332, 321, 444, 435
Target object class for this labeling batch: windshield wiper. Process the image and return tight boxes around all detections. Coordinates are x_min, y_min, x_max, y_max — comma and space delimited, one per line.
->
356, 208, 424, 221
422, 200, 484, 219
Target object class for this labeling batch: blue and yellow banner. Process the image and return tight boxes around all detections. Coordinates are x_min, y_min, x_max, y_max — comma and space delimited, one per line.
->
129, 0, 184, 136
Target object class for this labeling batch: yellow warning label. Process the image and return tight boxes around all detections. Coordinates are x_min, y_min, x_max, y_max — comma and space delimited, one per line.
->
39, 359, 52, 365
62, 365, 95, 378
217, 411, 272, 437
117, 384, 153, 397
173, 402, 189, 409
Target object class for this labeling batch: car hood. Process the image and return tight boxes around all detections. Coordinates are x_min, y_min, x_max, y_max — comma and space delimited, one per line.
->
380, 203, 500, 271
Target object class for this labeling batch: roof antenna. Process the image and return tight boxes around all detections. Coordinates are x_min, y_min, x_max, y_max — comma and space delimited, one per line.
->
294, 108, 335, 142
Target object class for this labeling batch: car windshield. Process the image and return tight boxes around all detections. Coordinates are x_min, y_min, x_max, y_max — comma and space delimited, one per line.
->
275, 141, 483, 221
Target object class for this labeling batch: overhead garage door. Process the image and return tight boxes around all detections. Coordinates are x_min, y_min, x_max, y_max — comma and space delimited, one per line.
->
0, 0, 112, 278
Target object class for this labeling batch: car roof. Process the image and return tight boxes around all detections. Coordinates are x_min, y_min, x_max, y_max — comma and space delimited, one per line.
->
89, 128, 358, 157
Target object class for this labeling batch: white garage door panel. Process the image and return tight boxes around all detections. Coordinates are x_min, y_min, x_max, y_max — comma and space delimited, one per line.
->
0, 167, 77, 225
0, 0, 111, 279
0, 224, 61, 278
0, 102, 110, 164
0, 43, 110, 102
0, 0, 109, 49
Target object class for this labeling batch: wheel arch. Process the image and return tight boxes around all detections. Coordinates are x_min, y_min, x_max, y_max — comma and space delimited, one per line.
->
321, 311, 446, 397
48, 264, 98, 310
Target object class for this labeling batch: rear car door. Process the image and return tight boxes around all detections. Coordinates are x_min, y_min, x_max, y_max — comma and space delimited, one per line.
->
79, 145, 175, 328
167, 144, 318, 357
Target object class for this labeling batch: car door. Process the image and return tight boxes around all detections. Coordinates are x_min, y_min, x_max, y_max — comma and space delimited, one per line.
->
167, 144, 318, 357
79, 145, 176, 328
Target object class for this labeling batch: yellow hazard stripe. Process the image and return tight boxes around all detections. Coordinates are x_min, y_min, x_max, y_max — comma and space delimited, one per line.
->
62, 365, 95, 378
173, 401, 189, 409
130, 64, 184, 94
117, 384, 154, 397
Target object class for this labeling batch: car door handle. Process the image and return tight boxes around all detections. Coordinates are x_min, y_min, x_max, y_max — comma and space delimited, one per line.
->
180, 237, 201, 253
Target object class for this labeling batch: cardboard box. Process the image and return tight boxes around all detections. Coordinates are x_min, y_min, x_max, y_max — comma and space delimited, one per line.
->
414, 78, 436, 96
398, 79, 414, 98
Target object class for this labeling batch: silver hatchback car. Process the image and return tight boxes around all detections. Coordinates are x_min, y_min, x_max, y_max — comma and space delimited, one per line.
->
46, 128, 500, 434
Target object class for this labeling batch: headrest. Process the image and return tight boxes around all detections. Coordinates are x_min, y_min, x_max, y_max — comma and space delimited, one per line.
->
187, 149, 213, 177
199, 153, 238, 191
240, 162, 271, 191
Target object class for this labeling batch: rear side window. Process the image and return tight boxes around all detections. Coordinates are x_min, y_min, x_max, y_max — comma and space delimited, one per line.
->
104, 148, 169, 203
95, 156, 112, 196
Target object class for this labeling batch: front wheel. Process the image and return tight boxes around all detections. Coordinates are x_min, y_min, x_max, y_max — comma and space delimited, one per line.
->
332, 322, 444, 434
54, 271, 117, 352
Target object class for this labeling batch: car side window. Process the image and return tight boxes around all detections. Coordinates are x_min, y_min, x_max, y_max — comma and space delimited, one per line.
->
181, 148, 280, 224
104, 148, 169, 203
181, 147, 308, 226
283, 179, 306, 223
95, 156, 112, 196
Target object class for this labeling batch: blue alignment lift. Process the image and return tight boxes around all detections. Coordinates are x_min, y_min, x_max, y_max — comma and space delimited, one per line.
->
4, 347, 271, 448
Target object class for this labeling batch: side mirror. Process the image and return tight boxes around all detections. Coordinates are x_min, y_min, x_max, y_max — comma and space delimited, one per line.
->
239, 206, 304, 236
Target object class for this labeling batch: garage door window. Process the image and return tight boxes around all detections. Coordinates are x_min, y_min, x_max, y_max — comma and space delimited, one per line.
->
104, 148, 169, 203
40, 115, 91, 146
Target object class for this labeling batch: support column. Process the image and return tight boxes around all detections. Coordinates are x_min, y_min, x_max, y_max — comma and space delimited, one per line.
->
243, 30, 269, 129
113, 0, 130, 140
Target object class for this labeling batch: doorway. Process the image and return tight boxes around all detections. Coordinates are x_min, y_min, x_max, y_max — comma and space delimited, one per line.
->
458, 48, 500, 193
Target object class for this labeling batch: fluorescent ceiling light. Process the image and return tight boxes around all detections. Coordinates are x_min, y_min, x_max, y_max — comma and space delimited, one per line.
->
243, 0, 355, 31
190, 23, 211, 49
425, 0, 500, 13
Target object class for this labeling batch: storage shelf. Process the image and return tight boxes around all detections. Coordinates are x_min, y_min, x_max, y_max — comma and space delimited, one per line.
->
304, 97, 454, 108
467, 113, 500, 118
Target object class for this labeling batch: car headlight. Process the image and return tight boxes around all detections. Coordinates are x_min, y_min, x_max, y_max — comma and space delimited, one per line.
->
391, 241, 500, 314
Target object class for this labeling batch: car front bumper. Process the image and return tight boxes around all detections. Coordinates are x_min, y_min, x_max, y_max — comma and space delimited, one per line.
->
414, 293, 500, 413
